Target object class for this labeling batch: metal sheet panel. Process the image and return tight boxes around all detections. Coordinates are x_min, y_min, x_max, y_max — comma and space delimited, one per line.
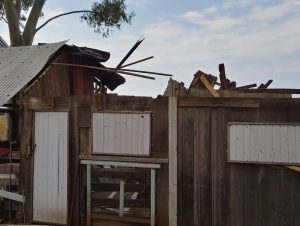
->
33, 112, 68, 224
93, 112, 151, 156
0, 41, 66, 106
229, 123, 300, 164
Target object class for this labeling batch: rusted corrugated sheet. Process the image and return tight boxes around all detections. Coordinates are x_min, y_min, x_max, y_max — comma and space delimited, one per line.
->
0, 41, 66, 106
26, 55, 71, 97
33, 112, 68, 224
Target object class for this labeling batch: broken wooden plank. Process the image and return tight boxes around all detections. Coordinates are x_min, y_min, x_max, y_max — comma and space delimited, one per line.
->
258, 80, 273, 89
235, 84, 257, 89
199, 75, 220, 97
219, 63, 229, 89
178, 97, 260, 108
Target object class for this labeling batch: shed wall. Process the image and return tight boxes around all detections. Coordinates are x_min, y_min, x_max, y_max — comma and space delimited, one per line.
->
177, 98, 300, 226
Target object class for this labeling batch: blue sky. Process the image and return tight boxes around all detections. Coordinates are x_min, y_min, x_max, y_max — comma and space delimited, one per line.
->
1, 0, 300, 96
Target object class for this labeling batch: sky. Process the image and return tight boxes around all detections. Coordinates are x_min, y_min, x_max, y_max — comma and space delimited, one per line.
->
1, 0, 300, 97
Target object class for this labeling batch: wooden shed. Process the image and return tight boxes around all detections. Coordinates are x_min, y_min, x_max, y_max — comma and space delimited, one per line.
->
1, 42, 300, 226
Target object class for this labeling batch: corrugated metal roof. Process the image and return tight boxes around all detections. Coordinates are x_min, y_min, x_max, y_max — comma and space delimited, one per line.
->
0, 36, 8, 48
0, 41, 66, 106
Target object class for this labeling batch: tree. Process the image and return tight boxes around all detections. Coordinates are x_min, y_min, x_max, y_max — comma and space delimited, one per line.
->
0, 0, 135, 46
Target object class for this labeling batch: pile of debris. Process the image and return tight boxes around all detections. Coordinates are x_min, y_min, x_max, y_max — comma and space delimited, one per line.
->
164, 63, 300, 98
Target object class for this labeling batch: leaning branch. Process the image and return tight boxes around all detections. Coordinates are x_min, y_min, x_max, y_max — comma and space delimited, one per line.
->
35, 10, 92, 33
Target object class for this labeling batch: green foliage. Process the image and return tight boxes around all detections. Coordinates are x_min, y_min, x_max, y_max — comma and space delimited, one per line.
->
81, 0, 135, 37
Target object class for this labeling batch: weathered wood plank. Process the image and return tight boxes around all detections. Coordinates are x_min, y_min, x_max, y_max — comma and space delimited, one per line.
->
0, 163, 20, 173
193, 107, 212, 226
92, 167, 148, 179
178, 97, 260, 108
177, 107, 194, 226
92, 213, 150, 224
211, 108, 229, 226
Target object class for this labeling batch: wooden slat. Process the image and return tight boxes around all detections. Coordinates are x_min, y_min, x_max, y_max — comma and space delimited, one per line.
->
178, 97, 260, 108
194, 108, 212, 226
240, 88, 300, 94
92, 198, 150, 208
0, 163, 20, 173
0, 151, 21, 160
92, 213, 150, 224
24, 97, 54, 110
177, 108, 194, 226
91, 183, 149, 192
0, 178, 19, 185
92, 168, 148, 179
79, 155, 168, 164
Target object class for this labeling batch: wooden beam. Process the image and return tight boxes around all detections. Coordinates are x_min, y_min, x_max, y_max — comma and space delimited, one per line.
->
81, 160, 161, 169
91, 183, 149, 192
258, 80, 273, 89
120, 56, 154, 68
119, 180, 125, 217
52, 62, 155, 80
79, 155, 168, 164
235, 84, 257, 89
199, 75, 220, 97
285, 166, 300, 173
92, 198, 150, 208
219, 63, 228, 89
178, 97, 260, 108
87, 163, 91, 226
0, 163, 20, 173
150, 169, 155, 226
0, 178, 19, 186
0, 190, 25, 203
92, 213, 151, 224
168, 97, 177, 226
240, 88, 300, 94
92, 168, 147, 179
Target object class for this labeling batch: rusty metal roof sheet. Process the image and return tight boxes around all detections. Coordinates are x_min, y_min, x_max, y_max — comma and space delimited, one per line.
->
0, 41, 66, 106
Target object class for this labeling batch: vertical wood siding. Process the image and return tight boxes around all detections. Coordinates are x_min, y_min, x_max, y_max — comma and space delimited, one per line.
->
92, 112, 151, 156
33, 112, 68, 224
229, 123, 300, 164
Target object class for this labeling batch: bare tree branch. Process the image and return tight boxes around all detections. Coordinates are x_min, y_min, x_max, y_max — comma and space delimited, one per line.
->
35, 10, 91, 33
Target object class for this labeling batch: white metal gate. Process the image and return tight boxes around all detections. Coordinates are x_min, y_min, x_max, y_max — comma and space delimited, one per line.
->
33, 112, 68, 224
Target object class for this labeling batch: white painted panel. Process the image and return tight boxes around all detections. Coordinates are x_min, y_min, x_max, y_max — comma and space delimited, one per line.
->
229, 123, 300, 165
33, 112, 68, 224
93, 112, 151, 156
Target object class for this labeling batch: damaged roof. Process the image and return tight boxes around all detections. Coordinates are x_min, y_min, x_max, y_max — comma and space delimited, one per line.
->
0, 41, 126, 106
0, 41, 66, 106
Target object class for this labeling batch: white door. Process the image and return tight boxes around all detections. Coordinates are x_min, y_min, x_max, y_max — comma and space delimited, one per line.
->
33, 112, 68, 224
